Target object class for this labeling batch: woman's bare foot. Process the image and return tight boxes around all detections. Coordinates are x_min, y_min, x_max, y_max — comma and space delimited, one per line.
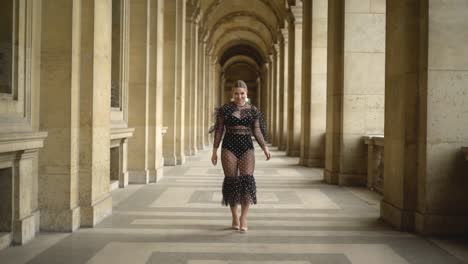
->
232, 217, 240, 230
239, 216, 248, 231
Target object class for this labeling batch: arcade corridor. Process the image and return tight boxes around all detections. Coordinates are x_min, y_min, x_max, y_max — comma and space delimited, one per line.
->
0, 148, 466, 263
1, 0, 468, 262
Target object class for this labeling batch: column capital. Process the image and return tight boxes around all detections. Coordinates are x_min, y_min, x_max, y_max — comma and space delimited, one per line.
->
274, 43, 280, 53
211, 56, 219, 65
268, 53, 274, 63
281, 28, 289, 44
194, 10, 201, 24
290, 4, 303, 25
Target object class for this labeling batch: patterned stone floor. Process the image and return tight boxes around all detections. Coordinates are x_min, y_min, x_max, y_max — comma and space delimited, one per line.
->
1, 147, 467, 263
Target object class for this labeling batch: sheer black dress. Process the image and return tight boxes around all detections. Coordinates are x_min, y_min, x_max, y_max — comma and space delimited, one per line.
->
213, 102, 268, 207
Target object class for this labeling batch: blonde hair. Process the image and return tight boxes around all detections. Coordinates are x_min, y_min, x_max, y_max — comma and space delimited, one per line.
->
232, 80, 248, 90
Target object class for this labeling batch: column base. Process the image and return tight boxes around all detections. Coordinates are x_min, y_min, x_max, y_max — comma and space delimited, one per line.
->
415, 212, 468, 235
0, 232, 11, 250
34, 210, 40, 233
337, 172, 366, 186
278, 145, 287, 151
286, 149, 300, 157
380, 200, 415, 232
13, 213, 38, 245
191, 147, 198, 155
148, 169, 157, 183
148, 167, 164, 183
80, 194, 112, 227
39, 206, 81, 232
305, 158, 324, 168
128, 170, 150, 184
119, 171, 129, 188
176, 154, 186, 165
155, 167, 164, 182
164, 155, 177, 166
324, 169, 339, 184
185, 146, 199, 156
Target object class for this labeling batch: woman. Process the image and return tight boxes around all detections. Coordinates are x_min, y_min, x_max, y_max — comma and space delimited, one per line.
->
211, 80, 271, 232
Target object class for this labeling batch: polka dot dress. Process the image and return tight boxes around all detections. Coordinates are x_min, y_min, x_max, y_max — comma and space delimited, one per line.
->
212, 102, 268, 207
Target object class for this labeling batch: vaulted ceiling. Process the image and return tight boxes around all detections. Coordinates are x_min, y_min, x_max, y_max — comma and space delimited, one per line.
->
199, 0, 290, 66
194, 0, 295, 101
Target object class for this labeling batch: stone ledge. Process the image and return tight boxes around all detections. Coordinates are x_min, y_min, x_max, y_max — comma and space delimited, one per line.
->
110, 127, 134, 141
363, 134, 384, 146
0, 132, 48, 153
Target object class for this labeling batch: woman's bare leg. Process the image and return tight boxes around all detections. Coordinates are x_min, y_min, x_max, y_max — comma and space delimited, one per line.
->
230, 205, 239, 229
240, 203, 249, 230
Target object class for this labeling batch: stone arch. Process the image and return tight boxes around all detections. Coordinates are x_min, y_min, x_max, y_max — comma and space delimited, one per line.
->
206, 12, 276, 44
213, 31, 269, 61
202, 0, 282, 29
201, 0, 280, 41
210, 27, 271, 57
219, 43, 265, 67
223, 55, 260, 73
224, 62, 259, 77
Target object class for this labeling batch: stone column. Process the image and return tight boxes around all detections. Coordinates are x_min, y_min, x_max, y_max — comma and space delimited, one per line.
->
277, 38, 285, 151
214, 62, 222, 111
325, 0, 385, 185
197, 40, 206, 150
207, 55, 215, 145
273, 43, 283, 146
267, 54, 274, 140
79, 0, 113, 227
203, 51, 211, 146
260, 63, 270, 116
220, 72, 226, 105
147, 0, 165, 181
39, 0, 81, 232
127, 0, 150, 183
191, 12, 200, 154
280, 26, 289, 151
162, 0, 178, 165
300, 0, 328, 167
255, 77, 261, 108
382, 0, 468, 235
271, 50, 278, 146
185, 5, 199, 155
175, 0, 186, 165
308, 0, 328, 167
300, 0, 312, 166
287, 3, 303, 157
324, 0, 344, 184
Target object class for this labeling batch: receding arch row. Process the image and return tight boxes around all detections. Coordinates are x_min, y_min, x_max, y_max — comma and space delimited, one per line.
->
223, 55, 260, 73
201, 0, 282, 31
210, 27, 272, 60
219, 43, 265, 67
206, 12, 277, 46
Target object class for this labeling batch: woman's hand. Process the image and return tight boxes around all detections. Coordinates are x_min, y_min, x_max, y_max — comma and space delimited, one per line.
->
211, 149, 218, 166
263, 146, 271, 161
